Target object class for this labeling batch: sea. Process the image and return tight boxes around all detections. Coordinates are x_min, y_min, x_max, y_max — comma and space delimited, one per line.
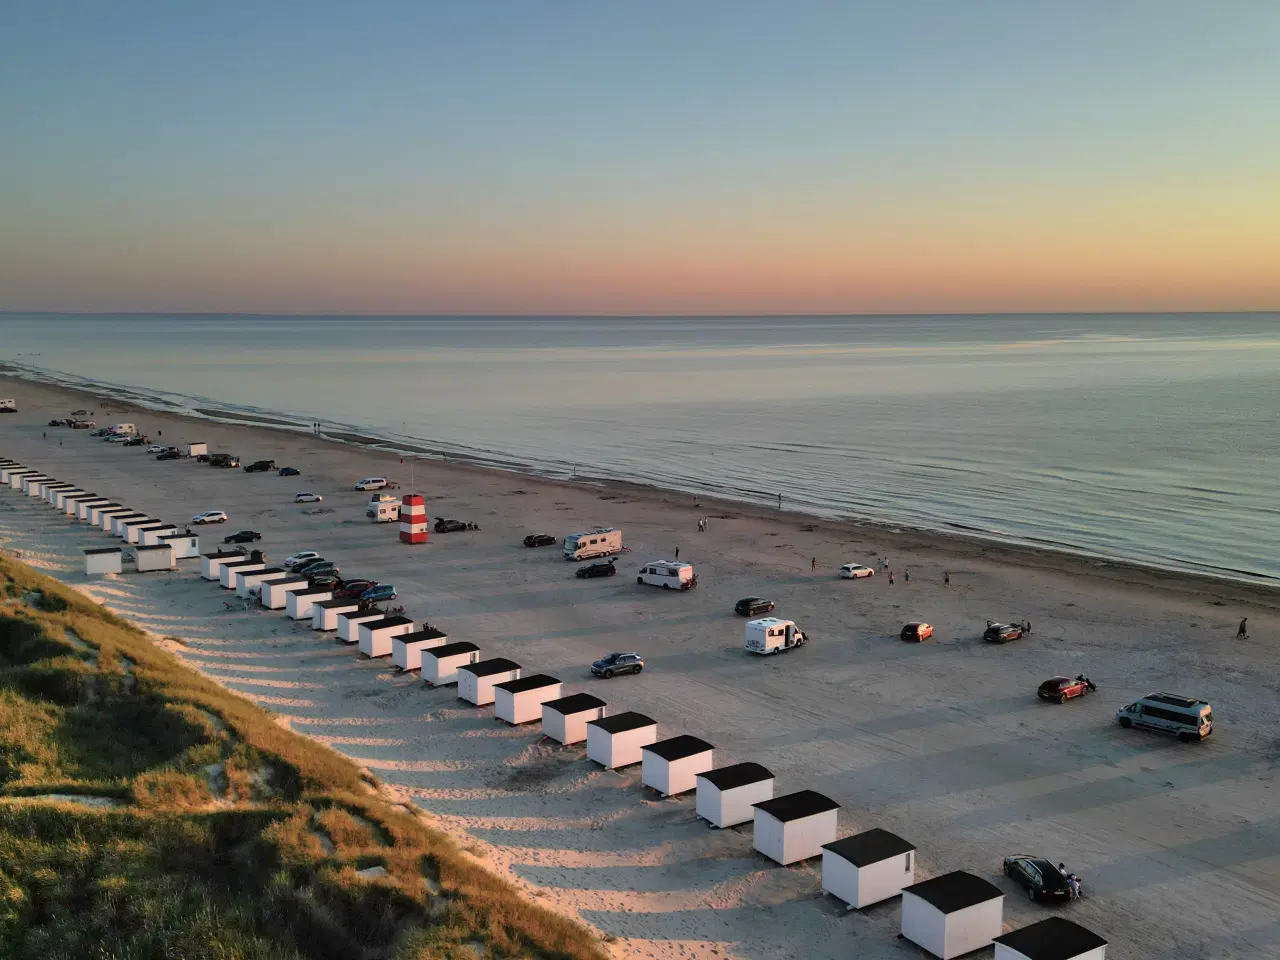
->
2, 313, 1278, 583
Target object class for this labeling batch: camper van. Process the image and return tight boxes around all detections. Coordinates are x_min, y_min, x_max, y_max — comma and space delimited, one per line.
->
1117, 693, 1213, 742
563, 527, 623, 561
0, 399, 16, 413
367, 497, 400, 522
108, 423, 137, 436
744, 617, 808, 654
636, 560, 697, 590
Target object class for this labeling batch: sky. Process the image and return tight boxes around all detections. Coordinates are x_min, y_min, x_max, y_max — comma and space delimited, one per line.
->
1, 1, 1278, 316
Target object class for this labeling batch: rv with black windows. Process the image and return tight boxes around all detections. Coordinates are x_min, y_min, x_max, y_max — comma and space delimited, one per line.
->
563, 527, 622, 561
1117, 693, 1213, 742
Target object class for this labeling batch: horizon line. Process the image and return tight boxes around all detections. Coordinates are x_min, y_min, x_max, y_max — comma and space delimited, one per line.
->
4, 309, 1277, 320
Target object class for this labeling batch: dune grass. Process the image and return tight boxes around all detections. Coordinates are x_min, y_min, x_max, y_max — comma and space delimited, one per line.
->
0, 555, 607, 960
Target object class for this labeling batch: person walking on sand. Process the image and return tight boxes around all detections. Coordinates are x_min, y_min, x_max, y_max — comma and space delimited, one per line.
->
904, 568, 910, 583
944, 571, 950, 587
889, 571, 895, 585
674, 547, 679, 561
1238, 618, 1248, 639
777, 493, 783, 510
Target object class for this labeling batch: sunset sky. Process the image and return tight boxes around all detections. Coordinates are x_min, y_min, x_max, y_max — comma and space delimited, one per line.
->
2, 2, 1278, 315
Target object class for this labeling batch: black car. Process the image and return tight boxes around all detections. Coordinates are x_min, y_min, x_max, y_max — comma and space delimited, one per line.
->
278, 466, 300, 476
591, 652, 644, 679
308, 573, 343, 590
434, 518, 475, 533
734, 596, 775, 617
223, 530, 263, 544
209, 454, 240, 468
244, 459, 276, 473
156, 449, 182, 461
195, 453, 212, 462
299, 560, 339, 578
523, 533, 556, 548
1003, 855, 1074, 902
123, 436, 149, 446
576, 560, 617, 579
984, 621, 1025, 644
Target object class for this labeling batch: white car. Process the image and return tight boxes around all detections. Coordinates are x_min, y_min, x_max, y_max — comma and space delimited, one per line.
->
283, 551, 321, 570
839, 563, 875, 579
147, 444, 167, 453
106, 434, 131, 443
191, 510, 229, 525
294, 492, 323, 503
353, 477, 388, 491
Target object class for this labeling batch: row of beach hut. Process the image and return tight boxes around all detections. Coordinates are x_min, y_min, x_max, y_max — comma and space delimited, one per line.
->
4, 454, 1107, 960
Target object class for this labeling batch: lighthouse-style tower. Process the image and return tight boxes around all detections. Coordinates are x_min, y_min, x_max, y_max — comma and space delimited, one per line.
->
399, 494, 429, 544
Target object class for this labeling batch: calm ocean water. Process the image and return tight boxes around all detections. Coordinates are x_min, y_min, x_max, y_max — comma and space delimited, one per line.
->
3, 313, 1278, 582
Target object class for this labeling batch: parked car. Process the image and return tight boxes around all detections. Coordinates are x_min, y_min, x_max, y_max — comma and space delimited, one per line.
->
1038, 675, 1096, 704
106, 434, 131, 443
155, 448, 182, 461
146, 444, 167, 453
984, 621, 1025, 644
360, 583, 397, 603
335, 579, 378, 599
282, 551, 321, 570
294, 492, 323, 503
591, 652, 644, 679
191, 511, 229, 525
900, 622, 934, 642
434, 518, 477, 533
223, 530, 262, 544
839, 563, 875, 579
299, 560, 339, 578
734, 596, 776, 617
308, 573, 343, 590
209, 454, 240, 468
244, 460, 276, 473
1117, 693, 1213, 742
195, 453, 212, 462
71, 409, 87, 416
353, 477, 388, 491
1003, 855, 1074, 903
47, 418, 66, 427
279, 466, 300, 476
523, 533, 557, 548
90, 428, 110, 437
72, 420, 94, 429
576, 559, 617, 579
123, 436, 149, 446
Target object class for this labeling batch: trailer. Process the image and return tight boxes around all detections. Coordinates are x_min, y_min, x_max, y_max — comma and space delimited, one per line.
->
366, 494, 400, 522
186, 442, 208, 458
744, 617, 808, 654
562, 526, 623, 561
0, 399, 16, 412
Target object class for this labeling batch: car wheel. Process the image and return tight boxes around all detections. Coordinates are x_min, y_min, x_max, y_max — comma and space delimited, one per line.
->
662, 583, 671, 590
1003, 863, 1012, 876
633, 665, 642, 674
1119, 717, 1132, 729
1028, 887, 1037, 901
603, 669, 614, 679
636, 577, 644, 584
1057, 694, 1067, 704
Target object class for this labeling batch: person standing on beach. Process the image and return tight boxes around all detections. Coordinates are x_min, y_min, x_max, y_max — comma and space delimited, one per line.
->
904, 568, 910, 583
674, 547, 679, 560
811, 557, 816, 572
777, 493, 782, 510
889, 571, 894, 585
944, 571, 950, 587
1238, 618, 1248, 639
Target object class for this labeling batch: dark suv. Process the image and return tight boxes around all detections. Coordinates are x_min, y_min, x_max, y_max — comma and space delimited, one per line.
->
734, 597, 775, 617
1002, 855, 1074, 902
244, 460, 276, 473
591, 652, 644, 679
576, 560, 617, 579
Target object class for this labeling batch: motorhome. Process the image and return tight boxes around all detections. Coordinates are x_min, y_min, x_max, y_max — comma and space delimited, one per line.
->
563, 526, 623, 561
1117, 693, 1213, 742
636, 560, 697, 590
744, 617, 808, 654
108, 423, 137, 436
0, 399, 16, 413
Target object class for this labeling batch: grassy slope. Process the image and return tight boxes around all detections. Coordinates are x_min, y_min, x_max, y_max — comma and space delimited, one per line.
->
0, 555, 607, 960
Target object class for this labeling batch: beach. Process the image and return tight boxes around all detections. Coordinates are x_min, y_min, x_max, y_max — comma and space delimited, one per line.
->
3, 372, 1279, 959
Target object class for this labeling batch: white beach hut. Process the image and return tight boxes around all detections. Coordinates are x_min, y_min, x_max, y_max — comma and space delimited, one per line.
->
62, 492, 94, 515
695, 762, 775, 828
422, 641, 480, 686
158, 533, 200, 559
7, 469, 36, 490
55, 489, 86, 510
79, 499, 112, 522
752, 791, 840, 865
311, 597, 360, 630
901, 871, 1004, 960
357, 615, 416, 658
541, 693, 607, 745
126, 519, 167, 544
0, 465, 23, 485
586, 712, 658, 769
133, 544, 175, 573
822, 828, 917, 909
641, 735, 715, 797
44, 483, 76, 505
220, 559, 266, 590
994, 918, 1108, 960
21, 474, 50, 495
96, 507, 132, 531
140, 524, 179, 546
260, 575, 310, 609
84, 546, 123, 576
286, 586, 332, 624
457, 658, 522, 706
112, 513, 149, 537
391, 628, 449, 671
337, 609, 386, 644
494, 674, 563, 725
237, 567, 291, 599
200, 550, 247, 581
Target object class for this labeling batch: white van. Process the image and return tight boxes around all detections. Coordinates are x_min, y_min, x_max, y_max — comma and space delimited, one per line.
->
354, 477, 388, 491
563, 527, 623, 561
636, 560, 697, 591
1117, 693, 1213, 742
744, 617, 807, 654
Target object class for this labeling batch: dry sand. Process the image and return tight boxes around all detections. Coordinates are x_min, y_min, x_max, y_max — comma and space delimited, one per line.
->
2, 373, 1279, 960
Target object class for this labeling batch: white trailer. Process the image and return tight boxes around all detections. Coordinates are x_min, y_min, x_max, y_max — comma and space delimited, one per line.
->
186, 442, 208, 458
0, 399, 15, 411
744, 617, 808, 654
108, 423, 137, 435
562, 526, 623, 561
366, 495, 400, 522
391, 628, 449, 671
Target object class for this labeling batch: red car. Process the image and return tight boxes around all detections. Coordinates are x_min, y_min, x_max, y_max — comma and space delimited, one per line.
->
1037, 675, 1097, 703
336, 579, 378, 600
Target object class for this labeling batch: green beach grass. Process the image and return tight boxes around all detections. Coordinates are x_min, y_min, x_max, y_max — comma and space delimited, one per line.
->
0, 555, 607, 960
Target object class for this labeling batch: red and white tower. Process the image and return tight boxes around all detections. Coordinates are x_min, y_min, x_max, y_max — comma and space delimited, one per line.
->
399, 494, 429, 544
